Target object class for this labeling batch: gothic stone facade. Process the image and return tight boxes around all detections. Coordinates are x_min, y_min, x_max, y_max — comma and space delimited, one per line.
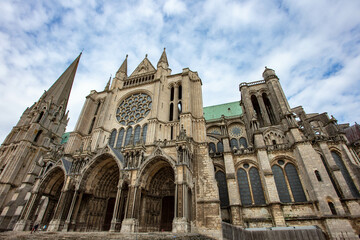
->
0, 50, 359, 239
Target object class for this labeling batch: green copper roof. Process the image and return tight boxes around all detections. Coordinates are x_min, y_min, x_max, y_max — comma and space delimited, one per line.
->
203, 101, 242, 121
61, 132, 70, 144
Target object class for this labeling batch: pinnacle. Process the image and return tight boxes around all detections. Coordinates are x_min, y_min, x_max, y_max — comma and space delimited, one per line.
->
157, 48, 168, 68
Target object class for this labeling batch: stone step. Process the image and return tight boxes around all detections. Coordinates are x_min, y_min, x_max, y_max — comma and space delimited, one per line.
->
0, 231, 215, 240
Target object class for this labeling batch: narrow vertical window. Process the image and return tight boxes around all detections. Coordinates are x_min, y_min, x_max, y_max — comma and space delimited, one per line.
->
34, 130, 43, 142
109, 129, 117, 147
170, 126, 174, 140
285, 163, 306, 202
178, 85, 182, 99
142, 124, 148, 143
169, 103, 174, 121
262, 93, 276, 125
215, 171, 230, 207
94, 102, 101, 115
133, 126, 141, 145
272, 165, 291, 203
331, 151, 360, 198
124, 127, 132, 146
88, 117, 96, 134
36, 111, 44, 123
170, 87, 174, 101
328, 202, 337, 215
237, 169, 252, 206
116, 128, 124, 149
249, 168, 266, 205
251, 95, 264, 126
315, 170, 322, 181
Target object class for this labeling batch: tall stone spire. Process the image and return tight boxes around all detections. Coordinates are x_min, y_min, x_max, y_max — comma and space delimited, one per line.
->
116, 55, 128, 77
157, 48, 169, 69
43, 53, 81, 109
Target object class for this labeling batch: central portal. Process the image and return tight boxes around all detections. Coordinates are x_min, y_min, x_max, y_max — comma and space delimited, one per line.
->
139, 161, 175, 232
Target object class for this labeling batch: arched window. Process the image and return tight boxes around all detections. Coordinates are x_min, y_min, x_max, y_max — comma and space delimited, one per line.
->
169, 103, 174, 121
88, 117, 96, 134
230, 138, 239, 150
272, 165, 291, 203
178, 85, 182, 99
251, 95, 264, 126
217, 141, 224, 153
237, 168, 252, 206
133, 126, 141, 145
285, 163, 307, 202
109, 129, 117, 147
116, 128, 125, 149
209, 143, 216, 153
249, 168, 266, 205
272, 161, 306, 203
262, 93, 276, 125
142, 124, 148, 143
124, 127, 132, 146
178, 101, 182, 119
328, 201, 337, 215
331, 151, 360, 198
36, 111, 44, 123
215, 171, 230, 207
34, 130, 43, 142
170, 87, 174, 101
239, 137, 248, 148
320, 155, 342, 198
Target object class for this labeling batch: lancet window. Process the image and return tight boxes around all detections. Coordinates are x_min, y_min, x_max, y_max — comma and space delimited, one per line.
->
272, 160, 306, 203
109, 129, 117, 147
215, 170, 230, 207
236, 163, 266, 206
331, 151, 360, 198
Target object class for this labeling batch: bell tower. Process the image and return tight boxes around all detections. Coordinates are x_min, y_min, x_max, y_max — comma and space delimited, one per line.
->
0, 53, 81, 230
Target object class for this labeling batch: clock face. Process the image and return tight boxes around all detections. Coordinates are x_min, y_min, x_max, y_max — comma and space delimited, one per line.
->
116, 93, 152, 126
229, 125, 242, 138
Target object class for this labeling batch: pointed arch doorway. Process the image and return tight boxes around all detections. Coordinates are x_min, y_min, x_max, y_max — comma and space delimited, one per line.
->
138, 159, 175, 232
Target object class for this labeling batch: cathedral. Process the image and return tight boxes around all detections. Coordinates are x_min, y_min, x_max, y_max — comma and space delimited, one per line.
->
0, 50, 359, 239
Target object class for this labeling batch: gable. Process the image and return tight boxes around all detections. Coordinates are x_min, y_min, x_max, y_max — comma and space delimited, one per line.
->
130, 57, 156, 77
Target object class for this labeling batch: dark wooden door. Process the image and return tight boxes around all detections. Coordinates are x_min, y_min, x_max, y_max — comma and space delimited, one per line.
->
160, 196, 174, 231
102, 198, 115, 231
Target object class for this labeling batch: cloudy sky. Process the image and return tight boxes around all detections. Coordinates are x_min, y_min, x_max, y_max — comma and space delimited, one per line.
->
0, 0, 359, 142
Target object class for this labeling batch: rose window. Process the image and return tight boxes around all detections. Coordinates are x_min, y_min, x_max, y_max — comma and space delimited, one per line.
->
116, 93, 152, 125
229, 125, 243, 138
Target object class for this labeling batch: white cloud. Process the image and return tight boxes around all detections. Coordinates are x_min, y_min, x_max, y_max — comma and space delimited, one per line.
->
163, 0, 186, 15
0, 0, 359, 143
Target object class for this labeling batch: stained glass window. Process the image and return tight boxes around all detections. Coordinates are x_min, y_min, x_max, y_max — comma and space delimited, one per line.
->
124, 127, 132, 146
215, 171, 229, 207
331, 151, 360, 198
116, 128, 124, 149
230, 138, 239, 150
249, 168, 266, 205
239, 137, 248, 148
116, 93, 152, 125
109, 129, 117, 147
142, 124, 148, 143
237, 169, 252, 206
285, 163, 306, 202
272, 165, 291, 203
133, 126, 141, 145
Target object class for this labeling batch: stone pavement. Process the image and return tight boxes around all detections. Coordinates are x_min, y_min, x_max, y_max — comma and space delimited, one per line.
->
0, 231, 215, 240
